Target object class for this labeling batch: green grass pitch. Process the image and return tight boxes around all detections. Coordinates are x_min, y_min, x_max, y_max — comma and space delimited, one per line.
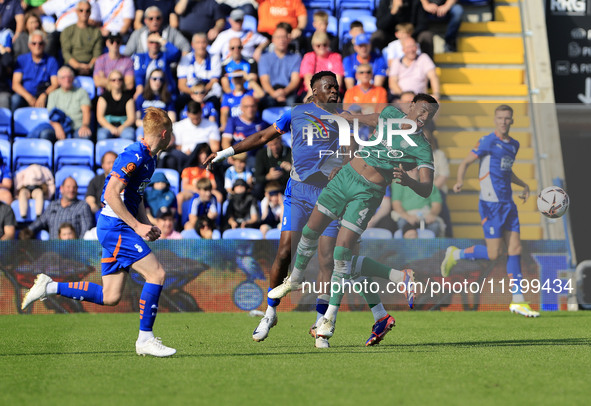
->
1, 311, 590, 405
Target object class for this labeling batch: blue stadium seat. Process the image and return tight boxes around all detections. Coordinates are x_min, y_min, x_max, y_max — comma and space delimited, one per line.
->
13, 108, 50, 137
360, 227, 393, 240
339, 13, 377, 45
12, 138, 53, 171
393, 228, 436, 239
265, 228, 282, 240
222, 228, 264, 239
0, 107, 11, 141
303, 0, 335, 12
336, 0, 374, 17
0, 139, 10, 167
243, 14, 258, 32
262, 107, 290, 125
74, 76, 96, 99
54, 166, 96, 200
153, 168, 180, 195
11, 199, 50, 223
54, 139, 94, 170
95, 138, 134, 167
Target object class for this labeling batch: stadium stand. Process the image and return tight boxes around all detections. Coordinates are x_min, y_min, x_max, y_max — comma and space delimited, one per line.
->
153, 168, 181, 196
54, 166, 96, 200
431, 1, 543, 239
94, 139, 134, 168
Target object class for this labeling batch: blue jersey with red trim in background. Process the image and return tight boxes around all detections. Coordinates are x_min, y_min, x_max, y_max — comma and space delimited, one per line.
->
472, 132, 520, 203
101, 140, 157, 218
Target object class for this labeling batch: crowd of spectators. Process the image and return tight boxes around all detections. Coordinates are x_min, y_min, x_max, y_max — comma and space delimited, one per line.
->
0, 0, 460, 240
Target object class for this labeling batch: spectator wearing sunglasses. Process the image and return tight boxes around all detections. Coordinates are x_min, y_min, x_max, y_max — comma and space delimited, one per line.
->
60, 0, 103, 76
343, 63, 388, 114
124, 6, 190, 56
220, 37, 258, 95
93, 32, 134, 94
179, 82, 219, 124
209, 9, 268, 63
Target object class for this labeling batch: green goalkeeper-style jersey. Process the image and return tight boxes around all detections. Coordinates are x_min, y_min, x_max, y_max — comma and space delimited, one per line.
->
359, 105, 434, 184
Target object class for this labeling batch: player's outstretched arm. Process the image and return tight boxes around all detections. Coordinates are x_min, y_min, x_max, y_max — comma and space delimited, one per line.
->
104, 177, 157, 240
511, 171, 530, 202
204, 125, 281, 167
453, 152, 478, 193
393, 165, 434, 198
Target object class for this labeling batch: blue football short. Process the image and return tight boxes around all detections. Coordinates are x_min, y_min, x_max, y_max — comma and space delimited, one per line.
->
96, 215, 151, 276
281, 178, 339, 238
479, 200, 520, 239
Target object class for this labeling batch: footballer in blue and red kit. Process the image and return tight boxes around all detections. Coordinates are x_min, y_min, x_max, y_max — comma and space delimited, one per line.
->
440, 105, 536, 316
273, 104, 343, 239
473, 132, 521, 238
97, 138, 157, 274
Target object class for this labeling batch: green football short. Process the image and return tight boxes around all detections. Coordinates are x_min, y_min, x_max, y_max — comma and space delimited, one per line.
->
316, 163, 386, 235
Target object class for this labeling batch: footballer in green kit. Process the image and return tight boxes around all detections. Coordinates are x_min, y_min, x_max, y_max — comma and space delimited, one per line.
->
269, 93, 439, 346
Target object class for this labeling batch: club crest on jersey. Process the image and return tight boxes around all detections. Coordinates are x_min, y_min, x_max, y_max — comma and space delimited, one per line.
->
121, 162, 137, 175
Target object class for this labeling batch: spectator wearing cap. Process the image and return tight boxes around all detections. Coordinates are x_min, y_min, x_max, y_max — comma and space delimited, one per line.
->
224, 152, 253, 195
258, 23, 301, 108
224, 178, 259, 230
132, 31, 181, 99
156, 208, 182, 240
11, 30, 59, 112
174, 0, 226, 41
173, 100, 220, 156
177, 32, 222, 101
60, 0, 103, 76
95, 0, 135, 38
343, 33, 388, 90
86, 150, 117, 215
220, 37, 259, 95
220, 70, 264, 132
209, 9, 269, 63
253, 135, 290, 200
144, 171, 177, 224
257, 0, 307, 40
93, 32, 134, 94
124, 6, 190, 57
388, 36, 439, 100
259, 181, 283, 237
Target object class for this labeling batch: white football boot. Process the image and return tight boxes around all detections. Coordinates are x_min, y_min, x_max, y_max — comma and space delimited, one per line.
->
252, 314, 277, 342
136, 337, 176, 357
21, 273, 53, 310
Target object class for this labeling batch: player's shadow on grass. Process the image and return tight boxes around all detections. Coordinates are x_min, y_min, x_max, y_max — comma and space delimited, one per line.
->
393, 337, 591, 348
0, 350, 131, 357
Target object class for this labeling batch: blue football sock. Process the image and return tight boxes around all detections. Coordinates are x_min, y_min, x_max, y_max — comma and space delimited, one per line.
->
316, 296, 329, 315
460, 245, 489, 260
267, 287, 280, 307
507, 255, 523, 295
57, 281, 104, 305
139, 283, 163, 332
